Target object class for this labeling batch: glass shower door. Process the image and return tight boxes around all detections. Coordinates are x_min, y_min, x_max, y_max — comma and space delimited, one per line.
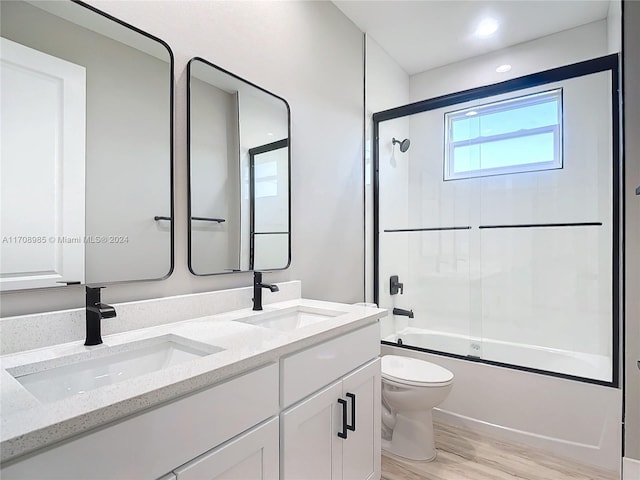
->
377, 114, 477, 357
375, 65, 617, 384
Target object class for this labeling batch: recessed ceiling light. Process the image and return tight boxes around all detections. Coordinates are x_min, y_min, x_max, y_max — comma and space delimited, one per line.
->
496, 64, 512, 73
475, 18, 499, 37
465, 111, 478, 116
267, 132, 274, 136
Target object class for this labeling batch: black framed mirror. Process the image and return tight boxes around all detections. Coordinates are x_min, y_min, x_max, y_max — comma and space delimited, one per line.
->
187, 57, 291, 275
0, 0, 174, 291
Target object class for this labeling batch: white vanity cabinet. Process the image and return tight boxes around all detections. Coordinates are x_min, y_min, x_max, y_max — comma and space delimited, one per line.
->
1, 320, 382, 480
174, 417, 279, 480
1, 364, 279, 480
281, 359, 380, 480
341, 360, 381, 480
280, 324, 381, 480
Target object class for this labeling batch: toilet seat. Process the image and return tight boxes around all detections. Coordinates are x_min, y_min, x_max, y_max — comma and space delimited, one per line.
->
382, 355, 453, 387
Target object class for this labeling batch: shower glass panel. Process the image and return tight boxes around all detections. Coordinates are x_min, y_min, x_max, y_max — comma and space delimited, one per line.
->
375, 62, 617, 385
378, 116, 476, 357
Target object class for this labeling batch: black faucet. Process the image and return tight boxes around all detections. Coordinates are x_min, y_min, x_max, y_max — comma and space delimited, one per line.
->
85, 286, 117, 346
393, 307, 414, 319
252, 271, 279, 311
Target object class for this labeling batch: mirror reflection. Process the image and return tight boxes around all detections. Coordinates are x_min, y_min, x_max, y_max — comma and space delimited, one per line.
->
0, 0, 173, 291
188, 58, 290, 275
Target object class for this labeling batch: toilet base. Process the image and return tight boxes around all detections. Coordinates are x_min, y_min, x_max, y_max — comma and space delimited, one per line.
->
381, 409, 437, 461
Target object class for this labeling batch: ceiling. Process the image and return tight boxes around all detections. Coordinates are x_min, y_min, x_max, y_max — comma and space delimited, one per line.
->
333, 1, 611, 75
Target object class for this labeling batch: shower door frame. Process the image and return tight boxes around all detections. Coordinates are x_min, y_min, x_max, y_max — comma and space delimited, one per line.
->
372, 54, 622, 388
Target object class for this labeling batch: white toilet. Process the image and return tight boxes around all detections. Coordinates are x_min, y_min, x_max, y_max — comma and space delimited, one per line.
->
381, 355, 454, 461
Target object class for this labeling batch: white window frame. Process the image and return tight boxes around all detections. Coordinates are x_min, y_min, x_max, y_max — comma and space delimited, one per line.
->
443, 89, 563, 180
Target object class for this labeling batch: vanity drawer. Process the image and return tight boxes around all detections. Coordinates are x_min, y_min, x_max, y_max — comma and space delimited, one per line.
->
280, 323, 380, 408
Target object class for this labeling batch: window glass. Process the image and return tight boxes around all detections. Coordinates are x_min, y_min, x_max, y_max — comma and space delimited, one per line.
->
445, 89, 562, 179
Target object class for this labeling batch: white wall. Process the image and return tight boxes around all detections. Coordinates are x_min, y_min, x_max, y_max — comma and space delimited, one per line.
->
0, 0, 365, 316
410, 20, 608, 102
364, 35, 410, 306
607, 0, 622, 54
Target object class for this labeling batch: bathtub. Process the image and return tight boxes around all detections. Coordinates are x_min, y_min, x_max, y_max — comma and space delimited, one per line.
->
381, 329, 622, 473
384, 326, 612, 382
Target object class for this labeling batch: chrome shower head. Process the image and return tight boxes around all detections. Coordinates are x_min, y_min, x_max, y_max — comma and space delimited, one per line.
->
392, 137, 410, 153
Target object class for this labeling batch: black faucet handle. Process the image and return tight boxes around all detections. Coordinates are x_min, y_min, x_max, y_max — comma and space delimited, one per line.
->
390, 275, 404, 295
86, 285, 107, 306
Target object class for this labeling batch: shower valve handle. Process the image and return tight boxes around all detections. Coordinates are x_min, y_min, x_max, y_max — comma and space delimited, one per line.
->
390, 275, 404, 295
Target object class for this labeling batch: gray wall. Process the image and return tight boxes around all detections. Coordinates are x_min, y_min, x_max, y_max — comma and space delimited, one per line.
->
624, 0, 640, 462
0, 0, 365, 316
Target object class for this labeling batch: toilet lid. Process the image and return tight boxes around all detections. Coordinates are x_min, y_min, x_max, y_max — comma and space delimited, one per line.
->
381, 355, 453, 386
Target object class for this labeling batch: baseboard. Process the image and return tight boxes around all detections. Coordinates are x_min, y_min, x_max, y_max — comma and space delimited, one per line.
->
623, 457, 640, 480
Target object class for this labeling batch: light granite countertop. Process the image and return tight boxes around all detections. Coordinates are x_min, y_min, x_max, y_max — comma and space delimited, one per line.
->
0, 298, 386, 463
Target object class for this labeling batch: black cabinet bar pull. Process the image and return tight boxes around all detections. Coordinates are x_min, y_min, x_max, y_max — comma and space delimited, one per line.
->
346, 392, 356, 432
337, 398, 348, 439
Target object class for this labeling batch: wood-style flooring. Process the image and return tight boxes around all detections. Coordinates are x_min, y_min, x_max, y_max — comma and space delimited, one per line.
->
381, 421, 618, 480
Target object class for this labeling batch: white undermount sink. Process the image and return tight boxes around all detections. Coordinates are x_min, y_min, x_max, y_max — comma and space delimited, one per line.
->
8, 334, 223, 403
235, 305, 346, 331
